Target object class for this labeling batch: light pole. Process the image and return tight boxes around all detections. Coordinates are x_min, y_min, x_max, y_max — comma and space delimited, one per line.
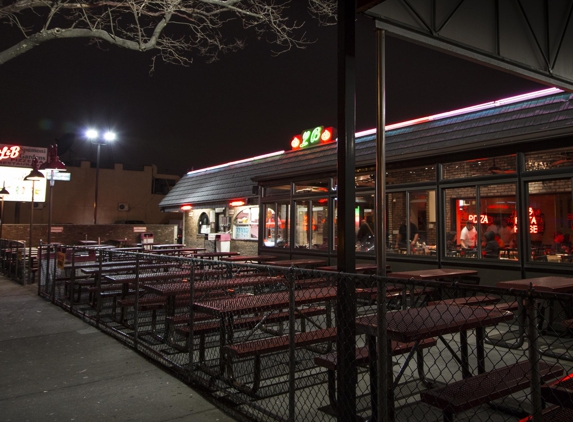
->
24, 157, 45, 284
85, 129, 116, 224
39, 145, 66, 298
0, 183, 10, 239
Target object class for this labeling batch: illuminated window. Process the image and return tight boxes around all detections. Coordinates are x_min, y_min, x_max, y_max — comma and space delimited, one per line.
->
232, 207, 259, 240
527, 179, 572, 263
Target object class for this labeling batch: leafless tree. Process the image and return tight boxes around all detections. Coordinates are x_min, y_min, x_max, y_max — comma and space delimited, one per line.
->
0, 0, 336, 69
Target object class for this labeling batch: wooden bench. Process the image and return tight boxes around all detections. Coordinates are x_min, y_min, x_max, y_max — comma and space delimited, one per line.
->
420, 360, 563, 422
222, 327, 338, 395
176, 307, 326, 359
519, 406, 573, 421
314, 337, 437, 417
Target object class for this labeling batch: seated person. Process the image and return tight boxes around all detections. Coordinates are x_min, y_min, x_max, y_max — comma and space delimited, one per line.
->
397, 221, 419, 249
483, 231, 500, 258
552, 232, 570, 254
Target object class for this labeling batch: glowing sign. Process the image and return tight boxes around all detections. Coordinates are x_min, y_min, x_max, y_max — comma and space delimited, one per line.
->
229, 200, 246, 207
0, 144, 47, 167
180, 204, 192, 211
0, 146, 20, 161
468, 214, 491, 224
291, 126, 335, 150
512, 207, 544, 234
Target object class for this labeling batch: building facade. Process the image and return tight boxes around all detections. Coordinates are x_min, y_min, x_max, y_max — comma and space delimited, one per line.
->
160, 88, 573, 282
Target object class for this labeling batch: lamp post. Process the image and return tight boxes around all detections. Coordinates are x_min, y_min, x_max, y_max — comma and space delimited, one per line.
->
85, 129, 116, 224
24, 157, 45, 284
39, 145, 66, 298
0, 183, 10, 239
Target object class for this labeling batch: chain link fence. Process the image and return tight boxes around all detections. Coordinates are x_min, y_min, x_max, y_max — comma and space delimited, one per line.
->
15, 245, 573, 421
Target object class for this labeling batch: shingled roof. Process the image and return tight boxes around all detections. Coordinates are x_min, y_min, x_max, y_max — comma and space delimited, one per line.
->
160, 90, 573, 208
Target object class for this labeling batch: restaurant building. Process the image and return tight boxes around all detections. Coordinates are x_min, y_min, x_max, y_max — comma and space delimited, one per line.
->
160, 87, 573, 282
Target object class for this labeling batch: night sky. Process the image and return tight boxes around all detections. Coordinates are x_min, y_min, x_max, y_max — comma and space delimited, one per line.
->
0, 14, 545, 177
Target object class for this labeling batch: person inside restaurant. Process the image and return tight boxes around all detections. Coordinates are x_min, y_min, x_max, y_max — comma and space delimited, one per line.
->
460, 220, 477, 250
397, 219, 419, 250
483, 231, 500, 258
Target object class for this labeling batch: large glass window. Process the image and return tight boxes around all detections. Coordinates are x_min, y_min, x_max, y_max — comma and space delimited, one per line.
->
355, 193, 375, 254
444, 184, 518, 260
388, 190, 436, 256
480, 184, 518, 260
443, 155, 516, 179
525, 149, 573, 172
263, 203, 290, 248
294, 199, 329, 249
232, 206, 259, 240
526, 179, 572, 263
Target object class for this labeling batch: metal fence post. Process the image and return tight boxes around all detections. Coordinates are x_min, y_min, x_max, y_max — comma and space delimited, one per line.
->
188, 260, 196, 376
134, 253, 140, 350
527, 291, 542, 422
288, 267, 296, 422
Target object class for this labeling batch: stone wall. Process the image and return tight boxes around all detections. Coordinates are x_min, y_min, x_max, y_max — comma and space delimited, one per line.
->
2, 224, 177, 247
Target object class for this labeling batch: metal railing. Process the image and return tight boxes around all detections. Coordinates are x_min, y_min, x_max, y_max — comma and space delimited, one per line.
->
18, 245, 573, 421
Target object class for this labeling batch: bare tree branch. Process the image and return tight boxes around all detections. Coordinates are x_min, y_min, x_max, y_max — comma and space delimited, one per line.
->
0, 0, 337, 67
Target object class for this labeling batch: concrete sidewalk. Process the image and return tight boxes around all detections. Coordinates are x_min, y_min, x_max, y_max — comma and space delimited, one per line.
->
0, 276, 237, 422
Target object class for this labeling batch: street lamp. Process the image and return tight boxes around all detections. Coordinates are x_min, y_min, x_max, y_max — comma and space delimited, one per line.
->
85, 129, 116, 224
24, 157, 45, 284
0, 183, 10, 239
39, 145, 66, 298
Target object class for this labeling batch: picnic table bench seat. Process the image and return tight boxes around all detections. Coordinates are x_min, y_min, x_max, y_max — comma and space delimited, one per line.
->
519, 406, 573, 421
222, 327, 338, 396
314, 337, 437, 417
426, 295, 501, 307
420, 360, 563, 422
175, 307, 326, 359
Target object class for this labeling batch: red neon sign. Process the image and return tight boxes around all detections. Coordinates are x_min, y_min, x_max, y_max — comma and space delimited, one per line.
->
180, 204, 192, 211
0, 146, 20, 160
229, 200, 246, 207
513, 207, 544, 234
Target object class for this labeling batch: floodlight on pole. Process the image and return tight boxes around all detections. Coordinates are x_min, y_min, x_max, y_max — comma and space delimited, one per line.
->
39, 144, 66, 301
24, 157, 45, 285
84, 128, 116, 224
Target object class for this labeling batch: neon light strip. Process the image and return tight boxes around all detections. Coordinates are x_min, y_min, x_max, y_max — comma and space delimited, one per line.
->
354, 87, 563, 138
186, 150, 285, 175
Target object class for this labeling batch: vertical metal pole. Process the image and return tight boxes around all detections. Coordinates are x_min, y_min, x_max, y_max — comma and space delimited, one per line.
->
48, 174, 55, 302
376, 28, 390, 422
336, 1, 357, 419
134, 253, 140, 350
527, 294, 542, 422
94, 143, 101, 225
375, 30, 387, 277
28, 180, 35, 285
0, 197, 4, 239
288, 268, 296, 422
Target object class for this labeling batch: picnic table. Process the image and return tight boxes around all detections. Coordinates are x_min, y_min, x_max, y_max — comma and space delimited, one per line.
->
146, 247, 205, 256
356, 304, 514, 421
315, 263, 389, 273
265, 259, 327, 268
496, 276, 573, 358
541, 374, 573, 409
220, 255, 277, 263
153, 244, 187, 249
194, 286, 337, 359
194, 252, 240, 259
389, 268, 478, 280
78, 240, 98, 245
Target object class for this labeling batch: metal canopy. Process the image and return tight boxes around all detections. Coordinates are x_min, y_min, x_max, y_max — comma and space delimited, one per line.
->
361, 0, 573, 91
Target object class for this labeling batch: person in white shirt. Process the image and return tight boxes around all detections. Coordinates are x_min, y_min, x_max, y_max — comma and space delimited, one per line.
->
460, 220, 477, 249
